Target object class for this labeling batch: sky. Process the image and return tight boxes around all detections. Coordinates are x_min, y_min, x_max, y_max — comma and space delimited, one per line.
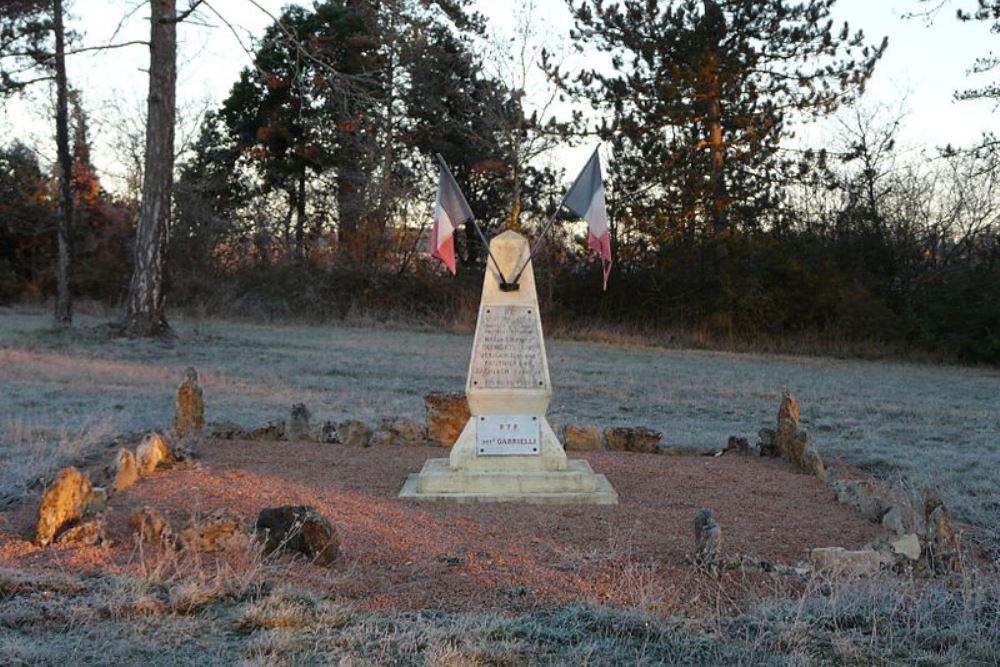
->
0, 0, 997, 192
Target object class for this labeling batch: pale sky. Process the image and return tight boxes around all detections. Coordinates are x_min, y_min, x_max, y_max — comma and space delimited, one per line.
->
1, 0, 997, 191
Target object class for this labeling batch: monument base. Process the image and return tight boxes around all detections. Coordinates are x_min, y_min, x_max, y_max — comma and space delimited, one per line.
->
398, 458, 619, 504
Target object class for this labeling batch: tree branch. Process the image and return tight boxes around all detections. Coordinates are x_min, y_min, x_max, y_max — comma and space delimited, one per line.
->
172, 0, 207, 24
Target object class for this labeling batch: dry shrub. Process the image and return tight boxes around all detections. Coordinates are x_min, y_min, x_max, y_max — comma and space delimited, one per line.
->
0, 415, 118, 506
236, 585, 351, 631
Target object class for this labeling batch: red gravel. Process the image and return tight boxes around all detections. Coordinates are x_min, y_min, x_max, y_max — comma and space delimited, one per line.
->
0, 441, 887, 615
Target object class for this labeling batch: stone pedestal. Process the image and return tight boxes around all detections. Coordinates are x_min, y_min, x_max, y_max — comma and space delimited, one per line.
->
399, 230, 617, 504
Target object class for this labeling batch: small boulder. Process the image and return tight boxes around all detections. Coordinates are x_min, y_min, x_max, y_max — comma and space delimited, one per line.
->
890, 534, 922, 562
775, 388, 800, 460
370, 417, 427, 447
424, 392, 470, 447
311, 420, 338, 443
136, 433, 171, 476
810, 547, 887, 576
563, 424, 603, 451
694, 508, 722, 572
174, 367, 205, 439
800, 446, 827, 482
336, 420, 372, 447
719, 552, 774, 574
247, 420, 285, 441
34, 467, 93, 547
112, 448, 139, 492
56, 519, 107, 548
604, 427, 662, 454
757, 428, 778, 458
208, 420, 247, 440
925, 496, 959, 573
86, 487, 109, 515
286, 403, 312, 441
724, 436, 750, 454
255, 505, 339, 566
787, 431, 811, 469
178, 510, 249, 552
130, 507, 171, 547
881, 506, 905, 536
831, 479, 886, 522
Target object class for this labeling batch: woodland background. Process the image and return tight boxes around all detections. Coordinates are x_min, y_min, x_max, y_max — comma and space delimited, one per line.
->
1, 0, 998, 362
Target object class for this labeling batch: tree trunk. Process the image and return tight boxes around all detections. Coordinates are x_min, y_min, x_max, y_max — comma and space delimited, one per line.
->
701, 0, 728, 254
123, 0, 176, 336
294, 165, 306, 260
705, 49, 728, 247
52, 0, 72, 326
337, 157, 362, 256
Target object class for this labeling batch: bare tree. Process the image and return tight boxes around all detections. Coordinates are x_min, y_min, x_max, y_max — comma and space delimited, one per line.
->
486, 0, 571, 231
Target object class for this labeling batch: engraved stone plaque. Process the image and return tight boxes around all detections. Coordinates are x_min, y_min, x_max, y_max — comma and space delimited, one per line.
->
476, 414, 540, 455
468, 305, 546, 389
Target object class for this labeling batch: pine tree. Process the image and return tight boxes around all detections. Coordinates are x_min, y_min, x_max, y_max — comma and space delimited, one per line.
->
553, 0, 887, 250
956, 0, 1000, 103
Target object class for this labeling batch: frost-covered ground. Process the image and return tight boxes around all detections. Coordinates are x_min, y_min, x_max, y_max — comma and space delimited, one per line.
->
2, 306, 998, 543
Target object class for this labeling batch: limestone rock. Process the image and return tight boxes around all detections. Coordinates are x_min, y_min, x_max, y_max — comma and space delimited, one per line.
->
787, 431, 811, 469
881, 506, 905, 536
810, 547, 887, 576
776, 388, 800, 460
286, 403, 312, 441
178, 510, 249, 552
725, 436, 750, 454
208, 420, 247, 440
831, 479, 886, 522
174, 367, 205, 439
56, 519, 106, 547
694, 508, 721, 571
112, 448, 139, 492
925, 497, 959, 573
758, 428, 778, 458
424, 392, 470, 448
86, 487, 109, 515
370, 417, 427, 447
130, 507, 171, 547
563, 424, 603, 451
34, 467, 93, 547
719, 552, 773, 573
247, 420, 285, 441
337, 420, 372, 447
169, 440, 196, 470
136, 433, 171, 476
890, 533, 922, 561
255, 505, 339, 566
311, 420, 338, 443
604, 427, 662, 454
800, 446, 827, 482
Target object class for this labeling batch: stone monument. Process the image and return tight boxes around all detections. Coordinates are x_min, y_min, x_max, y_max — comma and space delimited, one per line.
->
399, 230, 617, 504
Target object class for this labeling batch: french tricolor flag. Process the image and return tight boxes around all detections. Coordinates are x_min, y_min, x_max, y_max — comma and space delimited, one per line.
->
564, 148, 612, 290
429, 157, 475, 274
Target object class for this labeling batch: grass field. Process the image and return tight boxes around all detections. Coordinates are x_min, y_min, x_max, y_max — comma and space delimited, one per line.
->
1, 305, 999, 665
2, 306, 998, 544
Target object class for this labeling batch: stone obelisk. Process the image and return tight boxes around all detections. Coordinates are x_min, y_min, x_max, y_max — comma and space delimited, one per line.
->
400, 230, 617, 504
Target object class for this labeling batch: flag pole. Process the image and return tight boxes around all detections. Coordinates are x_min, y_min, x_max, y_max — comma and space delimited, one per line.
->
435, 154, 511, 288
507, 189, 572, 288
508, 145, 600, 287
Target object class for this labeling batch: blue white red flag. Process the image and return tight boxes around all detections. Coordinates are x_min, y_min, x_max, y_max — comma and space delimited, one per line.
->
563, 148, 612, 289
